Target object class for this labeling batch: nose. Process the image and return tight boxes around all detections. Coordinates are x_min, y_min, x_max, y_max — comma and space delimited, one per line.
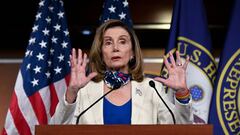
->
113, 43, 119, 52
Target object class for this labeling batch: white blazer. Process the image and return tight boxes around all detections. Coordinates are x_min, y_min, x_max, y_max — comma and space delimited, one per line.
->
50, 78, 193, 125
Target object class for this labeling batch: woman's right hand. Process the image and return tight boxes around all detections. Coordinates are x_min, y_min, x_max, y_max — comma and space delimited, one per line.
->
66, 48, 97, 103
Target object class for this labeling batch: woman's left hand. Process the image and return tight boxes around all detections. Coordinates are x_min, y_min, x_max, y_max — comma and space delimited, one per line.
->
154, 51, 190, 92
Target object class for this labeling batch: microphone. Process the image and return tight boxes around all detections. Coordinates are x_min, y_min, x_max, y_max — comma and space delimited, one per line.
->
149, 80, 176, 124
75, 84, 120, 125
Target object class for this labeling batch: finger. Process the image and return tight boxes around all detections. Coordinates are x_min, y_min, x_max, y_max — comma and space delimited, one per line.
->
183, 55, 190, 69
82, 53, 87, 68
163, 56, 171, 69
154, 77, 167, 85
77, 49, 82, 66
169, 51, 176, 67
72, 48, 77, 66
70, 55, 77, 77
70, 55, 74, 68
176, 51, 182, 65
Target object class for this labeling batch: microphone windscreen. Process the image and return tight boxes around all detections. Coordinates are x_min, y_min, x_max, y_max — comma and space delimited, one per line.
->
149, 80, 155, 88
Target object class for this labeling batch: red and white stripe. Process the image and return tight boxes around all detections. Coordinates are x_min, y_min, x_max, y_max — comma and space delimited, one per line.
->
2, 71, 70, 135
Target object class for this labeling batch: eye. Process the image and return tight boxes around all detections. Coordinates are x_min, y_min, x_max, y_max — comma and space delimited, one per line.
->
104, 40, 112, 46
119, 39, 127, 45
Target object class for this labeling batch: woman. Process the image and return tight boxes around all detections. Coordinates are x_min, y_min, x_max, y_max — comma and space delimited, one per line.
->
50, 19, 193, 125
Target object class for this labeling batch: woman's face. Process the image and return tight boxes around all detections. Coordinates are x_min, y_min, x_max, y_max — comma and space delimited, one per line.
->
102, 26, 133, 73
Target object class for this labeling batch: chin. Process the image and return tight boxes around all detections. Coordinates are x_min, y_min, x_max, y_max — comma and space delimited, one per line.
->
109, 63, 123, 67
107, 61, 129, 70
109, 64, 127, 71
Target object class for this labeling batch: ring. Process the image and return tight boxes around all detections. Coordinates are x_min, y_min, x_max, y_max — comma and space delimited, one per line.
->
177, 63, 182, 66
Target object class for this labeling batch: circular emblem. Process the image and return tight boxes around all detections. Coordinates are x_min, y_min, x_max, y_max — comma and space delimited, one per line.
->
216, 50, 240, 134
190, 85, 204, 101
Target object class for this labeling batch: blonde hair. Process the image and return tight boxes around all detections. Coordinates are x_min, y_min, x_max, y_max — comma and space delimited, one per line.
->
89, 19, 144, 82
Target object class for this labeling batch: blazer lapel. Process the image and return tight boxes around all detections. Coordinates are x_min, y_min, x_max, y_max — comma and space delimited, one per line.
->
87, 80, 104, 124
85, 80, 146, 124
131, 80, 145, 124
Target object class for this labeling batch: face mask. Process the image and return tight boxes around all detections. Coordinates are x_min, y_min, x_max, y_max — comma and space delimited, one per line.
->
104, 70, 131, 89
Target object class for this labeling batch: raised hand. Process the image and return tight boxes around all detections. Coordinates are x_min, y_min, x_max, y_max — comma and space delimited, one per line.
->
66, 48, 97, 103
154, 51, 190, 92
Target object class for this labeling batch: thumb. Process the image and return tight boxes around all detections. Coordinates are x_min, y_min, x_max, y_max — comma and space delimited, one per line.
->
87, 72, 98, 81
154, 77, 167, 85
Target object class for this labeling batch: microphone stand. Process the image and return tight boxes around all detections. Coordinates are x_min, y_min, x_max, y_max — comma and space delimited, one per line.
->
75, 88, 115, 125
149, 81, 176, 124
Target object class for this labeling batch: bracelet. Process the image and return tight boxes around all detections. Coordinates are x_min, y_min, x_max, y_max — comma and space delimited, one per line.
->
175, 89, 190, 100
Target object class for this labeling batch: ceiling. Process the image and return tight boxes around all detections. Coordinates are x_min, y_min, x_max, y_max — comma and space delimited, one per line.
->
2, 0, 234, 51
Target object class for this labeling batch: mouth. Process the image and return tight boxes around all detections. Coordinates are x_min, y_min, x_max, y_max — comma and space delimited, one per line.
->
111, 56, 121, 61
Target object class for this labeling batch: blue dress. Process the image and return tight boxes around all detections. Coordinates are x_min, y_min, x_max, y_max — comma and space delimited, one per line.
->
103, 97, 131, 124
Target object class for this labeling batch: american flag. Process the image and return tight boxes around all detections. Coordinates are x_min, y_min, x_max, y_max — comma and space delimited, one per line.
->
2, 0, 71, 134
99, 0, 133, 28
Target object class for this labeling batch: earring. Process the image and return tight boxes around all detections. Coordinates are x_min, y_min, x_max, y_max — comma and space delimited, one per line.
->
128, 56, 135, 66
130, 56, 134, 61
